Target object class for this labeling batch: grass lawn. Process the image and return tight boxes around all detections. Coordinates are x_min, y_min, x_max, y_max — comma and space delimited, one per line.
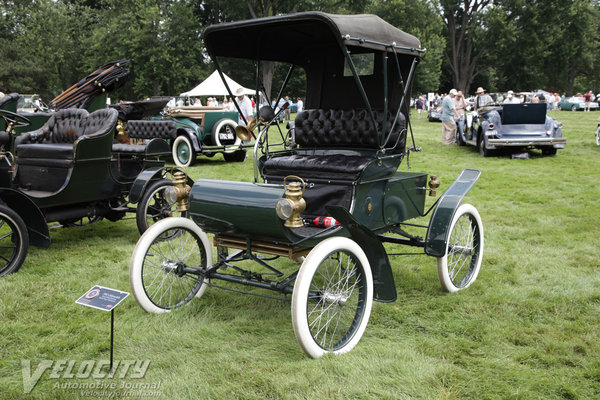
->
1, 109, 599, 399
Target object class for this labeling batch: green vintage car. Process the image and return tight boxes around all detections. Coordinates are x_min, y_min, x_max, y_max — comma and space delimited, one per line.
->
156, 106, 249, 166
129, 12, 485, 358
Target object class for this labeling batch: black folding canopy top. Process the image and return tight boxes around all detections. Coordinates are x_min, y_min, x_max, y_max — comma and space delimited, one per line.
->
203, 12, 423, 62
204, 12, 424, 147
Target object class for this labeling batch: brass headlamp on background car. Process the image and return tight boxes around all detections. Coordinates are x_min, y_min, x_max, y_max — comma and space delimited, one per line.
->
234, 104, 287, 142
275, 175, 306, 228
234, 116, 259, 142
164, 170, 191, 212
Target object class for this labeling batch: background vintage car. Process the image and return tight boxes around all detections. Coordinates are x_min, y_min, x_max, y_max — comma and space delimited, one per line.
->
427, 105, 442, 122
154, 107, 247, 166
558, 96, 599, 111
461, 102, 565, 156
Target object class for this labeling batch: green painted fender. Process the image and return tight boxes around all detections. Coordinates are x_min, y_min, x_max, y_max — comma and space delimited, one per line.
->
327, 205, 397, 303
129, 167, 193, 204
0, 188, 50, 248
425, 168, 481, 257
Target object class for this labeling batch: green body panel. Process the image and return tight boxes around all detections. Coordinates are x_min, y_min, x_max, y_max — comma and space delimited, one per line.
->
189, 179, 286, 239
189, 178, 350, 247
353, 172, 427, 230
425, 168, 481, 257
383, 172, 427, 224
189, 171, 428, 247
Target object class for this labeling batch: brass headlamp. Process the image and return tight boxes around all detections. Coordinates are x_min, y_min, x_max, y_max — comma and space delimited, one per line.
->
235, 116, 260, 142
165, 170, 191, 212
276, 176, 306, 228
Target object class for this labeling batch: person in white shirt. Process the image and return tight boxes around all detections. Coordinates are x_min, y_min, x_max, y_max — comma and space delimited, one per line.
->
503, 90, 519, 104
234, 87, 254, 127
296, 97, 303, 113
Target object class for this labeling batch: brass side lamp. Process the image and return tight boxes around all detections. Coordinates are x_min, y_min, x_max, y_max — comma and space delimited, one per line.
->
275, 176, 306, 228
164, 170, 191, 212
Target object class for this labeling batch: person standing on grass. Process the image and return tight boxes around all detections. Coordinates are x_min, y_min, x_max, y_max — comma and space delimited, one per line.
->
284, 96, 292, 121
454, 90, 467, 142
296, 97, 303, 114
415, 95, 425, 119
441, 89, 461, 145
234, 87, 254, 127
584, 90, 593, 112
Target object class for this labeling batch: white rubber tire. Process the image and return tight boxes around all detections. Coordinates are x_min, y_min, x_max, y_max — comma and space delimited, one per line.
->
172, 135, 196, 167
130, 217, 212, 313
212, 118, 240, 153
292, 237, 373, 358
436, 204, 484, 293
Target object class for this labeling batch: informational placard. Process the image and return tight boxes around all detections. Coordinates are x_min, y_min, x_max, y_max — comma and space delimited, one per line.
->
76, 286, 129, 312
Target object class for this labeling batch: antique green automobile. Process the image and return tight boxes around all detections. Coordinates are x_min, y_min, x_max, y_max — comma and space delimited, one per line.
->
156, 106, 249, 166
0, 94, 193, 277
129, 12, 484, 358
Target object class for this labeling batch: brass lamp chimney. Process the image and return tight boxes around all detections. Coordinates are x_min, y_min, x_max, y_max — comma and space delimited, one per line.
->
171, 170, 191, 212
428, 175, 440, 197
276, 176, 306, 228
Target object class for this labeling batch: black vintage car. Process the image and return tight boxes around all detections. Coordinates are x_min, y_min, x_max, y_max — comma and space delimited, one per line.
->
461, 103, 566, 156
129, 12, 485, 358
0, 94, 191, 276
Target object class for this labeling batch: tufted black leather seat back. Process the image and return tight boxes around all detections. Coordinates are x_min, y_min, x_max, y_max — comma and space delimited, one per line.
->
127, 120, 176, 139
294, 109, 406, 151
46, 109, 89, 143
83, 108, 118, 138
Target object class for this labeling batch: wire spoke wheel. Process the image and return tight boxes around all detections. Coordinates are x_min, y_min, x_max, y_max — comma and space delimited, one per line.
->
136, 179, 188, 234
130, 218, 212, 313
0, 205, 29, 277
292, 237, 372, 358
437, 204, 484, 293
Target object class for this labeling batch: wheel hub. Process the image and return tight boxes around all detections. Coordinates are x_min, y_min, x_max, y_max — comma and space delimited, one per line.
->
321, 291, 349, 306
449, 244, 473, 255
161, 260, 178, 272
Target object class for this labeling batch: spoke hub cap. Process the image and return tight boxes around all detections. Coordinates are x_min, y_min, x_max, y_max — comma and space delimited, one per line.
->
321, 291, 349, 306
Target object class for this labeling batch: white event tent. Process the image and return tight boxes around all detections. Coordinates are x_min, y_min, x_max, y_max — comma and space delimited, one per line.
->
180, 70, 255, 97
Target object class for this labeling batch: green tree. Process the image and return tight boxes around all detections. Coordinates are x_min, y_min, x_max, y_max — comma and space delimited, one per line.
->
438, 0, 494, 93
82, 0, 208, 100
368, 0, 445, 94
0, 0, 95, 99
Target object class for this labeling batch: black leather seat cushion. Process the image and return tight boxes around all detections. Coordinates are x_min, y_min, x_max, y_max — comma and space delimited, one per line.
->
111, 143, 146, 154
263, 154, 373, 180
16, 143, 74, 159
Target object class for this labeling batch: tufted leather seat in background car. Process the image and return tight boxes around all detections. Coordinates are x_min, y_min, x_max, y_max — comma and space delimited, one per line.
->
15, 108, 118, 165
14, 108, 118, 192
112, 120, 176, 154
